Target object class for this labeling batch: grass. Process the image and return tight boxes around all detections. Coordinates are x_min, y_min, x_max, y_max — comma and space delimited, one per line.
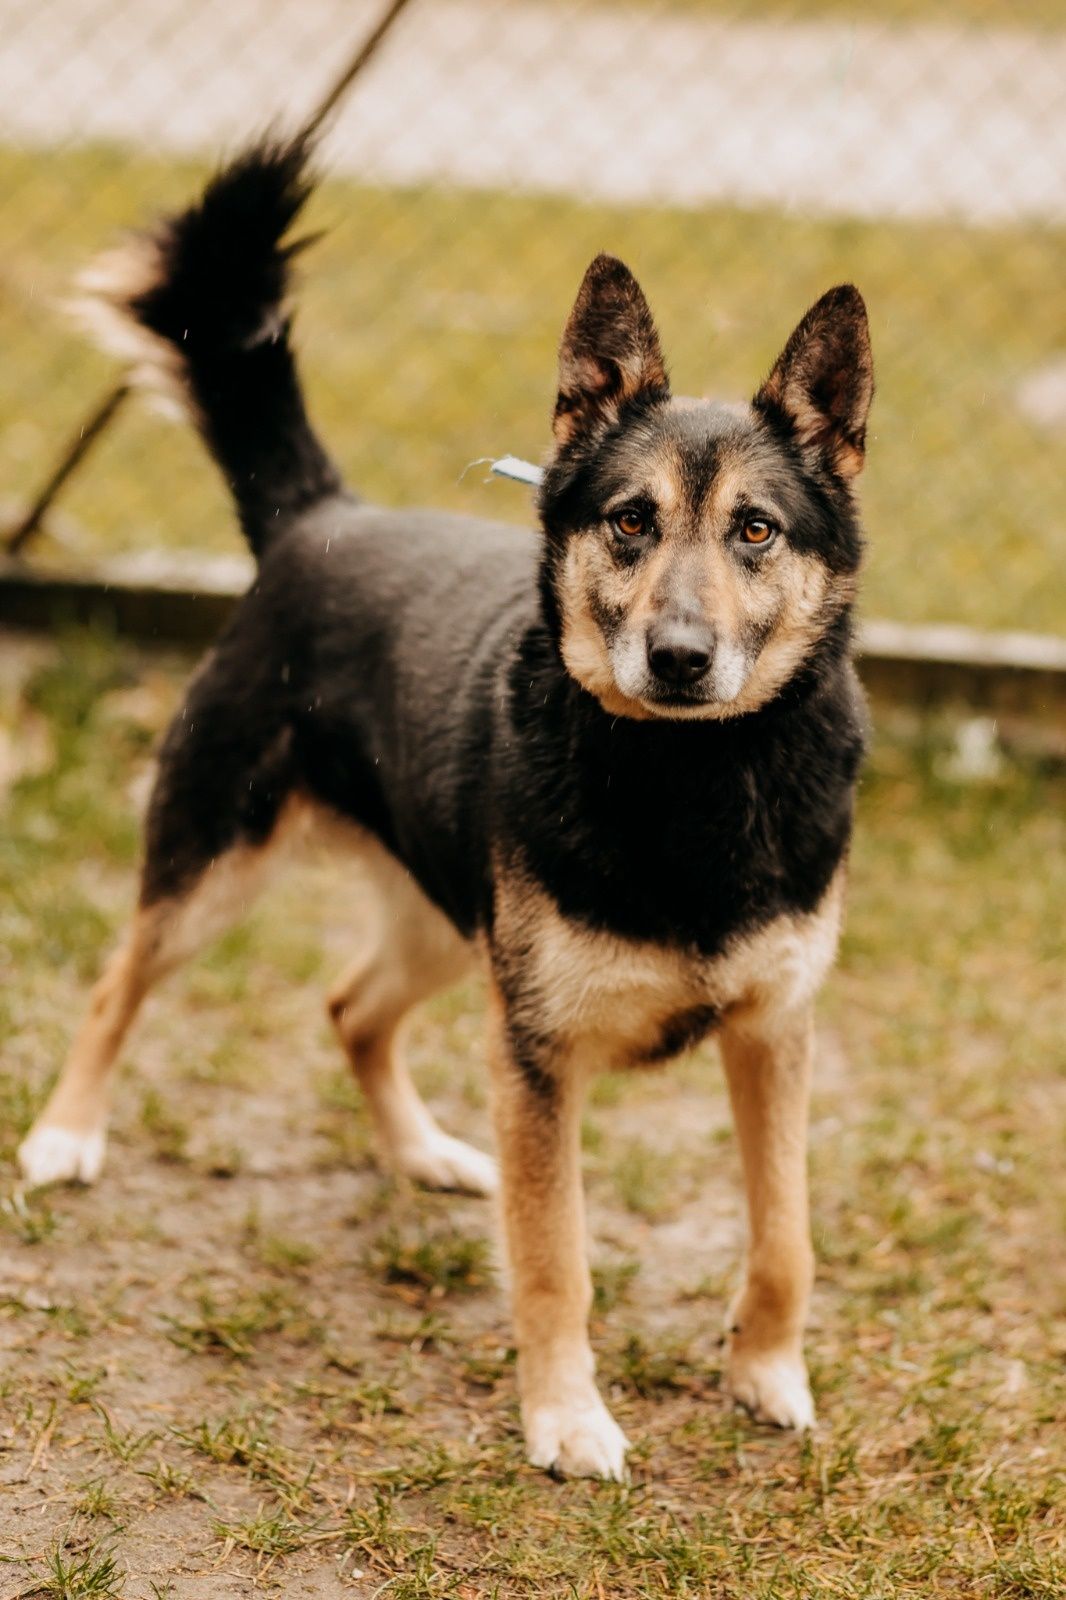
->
0, 630, 1064, 1596
137, 1088, 189, 1165
72, 1479, 125, 1523
367, 1225, 494, 1297
163, 1285, 309, 1360
611, 1138, 679, 1221
37, 1541, 124, 1599
213, 1506, 332, 1561
171, 1411, 282, 1472
1, 141, 1063, 633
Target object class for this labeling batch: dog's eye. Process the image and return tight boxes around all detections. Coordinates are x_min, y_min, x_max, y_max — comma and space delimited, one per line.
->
613, 508, 646, 538
741, 518, 776, 546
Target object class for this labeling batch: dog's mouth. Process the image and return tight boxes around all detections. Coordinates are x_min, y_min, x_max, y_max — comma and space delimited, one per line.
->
638, 680, 715, 709
632, 683, 741, 721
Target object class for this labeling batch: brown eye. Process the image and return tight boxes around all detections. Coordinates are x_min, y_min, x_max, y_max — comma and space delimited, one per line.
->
742, 518, 775, 545
614, 508, 646, 538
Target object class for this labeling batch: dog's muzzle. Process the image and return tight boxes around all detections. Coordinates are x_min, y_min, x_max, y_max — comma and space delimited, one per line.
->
645, 618, 715, 688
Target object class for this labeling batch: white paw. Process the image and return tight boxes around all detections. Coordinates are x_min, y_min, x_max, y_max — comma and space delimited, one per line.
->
726, 1351, 815, 1431
18, 1124, 106, 1188
396, 1129, 498, 1197
525, 1393, 629, 1480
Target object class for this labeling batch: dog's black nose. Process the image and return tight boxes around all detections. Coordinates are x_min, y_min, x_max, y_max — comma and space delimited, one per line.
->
646, 621, 714, 687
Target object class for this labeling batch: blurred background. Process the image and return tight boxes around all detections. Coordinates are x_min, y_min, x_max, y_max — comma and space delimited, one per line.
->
1, 0, 1063, 633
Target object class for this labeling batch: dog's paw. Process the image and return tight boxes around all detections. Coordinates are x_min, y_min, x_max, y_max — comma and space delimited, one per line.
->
524, 1394, 629, 1481
18, 1124, 106, 1188
395, 1129, 498, 1197
726, 1350, 814, 1431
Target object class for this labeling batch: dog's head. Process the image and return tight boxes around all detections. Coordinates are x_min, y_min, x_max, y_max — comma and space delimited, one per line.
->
538, 256, 873, 719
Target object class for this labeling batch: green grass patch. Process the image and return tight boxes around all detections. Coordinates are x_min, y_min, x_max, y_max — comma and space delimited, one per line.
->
367, 1225, 493, 1297
163, 1286, 307, 1361
1, 142, 1062, 631
37, 1540, 124, 1599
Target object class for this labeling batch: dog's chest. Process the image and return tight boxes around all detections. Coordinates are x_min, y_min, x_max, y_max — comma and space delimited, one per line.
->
496, 869, 844, 1068
501, 673, 861, 962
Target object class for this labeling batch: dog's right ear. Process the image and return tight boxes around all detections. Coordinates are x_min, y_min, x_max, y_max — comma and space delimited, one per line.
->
553, 255, 669, 448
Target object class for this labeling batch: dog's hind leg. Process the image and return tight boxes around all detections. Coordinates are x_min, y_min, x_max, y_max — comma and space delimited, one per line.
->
18, 677, 300, 1188
325, 837, 494, 1197
18, 919, 157, 1187
17, 828, 287, 1189
719, 1001, 816, 1431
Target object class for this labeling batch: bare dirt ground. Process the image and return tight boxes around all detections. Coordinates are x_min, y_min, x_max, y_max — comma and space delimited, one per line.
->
1, 631, 1064, 1597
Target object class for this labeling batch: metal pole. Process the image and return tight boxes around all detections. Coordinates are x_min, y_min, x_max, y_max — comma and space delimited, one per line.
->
3, 0, 416, 558
5, 384, 131, 556
298, 0, 413, 144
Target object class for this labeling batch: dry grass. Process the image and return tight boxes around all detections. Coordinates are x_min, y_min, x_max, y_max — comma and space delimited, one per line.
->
1, 630, 1064, 1597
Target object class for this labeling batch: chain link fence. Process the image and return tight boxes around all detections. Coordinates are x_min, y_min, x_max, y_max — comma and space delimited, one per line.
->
1, 0, 1063, 633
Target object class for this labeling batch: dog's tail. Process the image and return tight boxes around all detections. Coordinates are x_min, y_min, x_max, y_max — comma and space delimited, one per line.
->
75, 136, 343, 557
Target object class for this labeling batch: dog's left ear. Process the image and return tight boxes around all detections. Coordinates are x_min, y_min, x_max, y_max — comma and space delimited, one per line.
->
553, 254, 669, 447
755, 285, 873, 479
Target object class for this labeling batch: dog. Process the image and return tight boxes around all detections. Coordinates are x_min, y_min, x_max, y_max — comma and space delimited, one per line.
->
18, 136, 872, 1480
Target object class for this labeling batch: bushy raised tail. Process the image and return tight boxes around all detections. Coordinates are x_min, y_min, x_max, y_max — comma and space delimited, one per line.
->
76, 136, 343, 556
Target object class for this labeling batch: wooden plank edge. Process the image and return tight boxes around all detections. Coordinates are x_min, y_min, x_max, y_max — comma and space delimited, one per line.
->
2, 553, 1064, 718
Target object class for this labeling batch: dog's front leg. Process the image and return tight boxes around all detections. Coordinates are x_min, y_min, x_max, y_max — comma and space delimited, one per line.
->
487, 984, 628, 1480
719, 1001, 817, 1430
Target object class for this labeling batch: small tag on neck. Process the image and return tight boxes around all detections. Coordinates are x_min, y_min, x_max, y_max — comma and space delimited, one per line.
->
490, 455, 545, 487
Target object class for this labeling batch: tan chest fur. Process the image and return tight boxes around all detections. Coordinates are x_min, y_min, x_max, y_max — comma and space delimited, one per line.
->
494, 867, 845, 1069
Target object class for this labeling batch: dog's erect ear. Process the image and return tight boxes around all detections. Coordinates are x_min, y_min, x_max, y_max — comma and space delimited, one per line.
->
553, 254, 669, 447
755, 285, 873, 479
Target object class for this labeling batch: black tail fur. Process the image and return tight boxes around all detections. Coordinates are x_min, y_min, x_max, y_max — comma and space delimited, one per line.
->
80, 136, 343, 556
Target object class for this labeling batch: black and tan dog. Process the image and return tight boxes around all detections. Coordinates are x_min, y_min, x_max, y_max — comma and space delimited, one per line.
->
19, 139, 872, 1480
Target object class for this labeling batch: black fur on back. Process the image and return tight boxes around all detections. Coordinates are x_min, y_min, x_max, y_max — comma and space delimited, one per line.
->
120, 136, 344, 553
105, 143, 870, 980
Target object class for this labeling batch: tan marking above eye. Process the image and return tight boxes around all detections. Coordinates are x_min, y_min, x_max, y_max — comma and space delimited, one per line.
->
742, 519, 775, 544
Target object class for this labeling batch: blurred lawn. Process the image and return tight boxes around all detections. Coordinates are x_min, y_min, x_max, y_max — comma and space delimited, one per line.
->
1, 140, 1063, 633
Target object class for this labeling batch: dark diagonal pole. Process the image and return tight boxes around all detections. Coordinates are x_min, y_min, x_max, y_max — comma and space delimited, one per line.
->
4, 0, 415, 557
